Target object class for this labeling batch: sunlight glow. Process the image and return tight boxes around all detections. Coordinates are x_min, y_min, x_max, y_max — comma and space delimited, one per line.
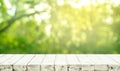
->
34, 12, 50, 24
27, 9, 35, 13
61, 20, 68, 25
111, 0, 120, 6
97, 0, 104, 4
67, 0, 120, 8
34, 3, 50, 11
68, 0, 91, 8
4, 0, 12, 9
40, 12, 51, 20
45, 24, 52, 36
7, 6, 16, 16
4, 0, 16, 16
57, 0, 64, 6
34, 14, 42, 25
105, 17, 113, 24
24, 4, 29, 9
33, 3, 51, 22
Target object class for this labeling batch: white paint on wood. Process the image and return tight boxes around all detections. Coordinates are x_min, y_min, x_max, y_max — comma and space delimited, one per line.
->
0, 54, 24, 71
13, 54, 35, 71
76, 54, 94, 71
0, 54, 13, 71
107, 55, 120, 63
107, 55, 120, 71
89, 54, 118, 71
2, 54, 24, 65
27, 54, 45, 71
0, 54, 119, 71
55, 54, 67, 71
41, 54, 56, 71
0, 55, 13, 64
87, 55, 108, 71
66, 54, 80, 71
0, 54, 4, 57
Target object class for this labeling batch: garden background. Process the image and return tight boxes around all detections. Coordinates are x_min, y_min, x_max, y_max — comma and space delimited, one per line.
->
0, 0, 120, 54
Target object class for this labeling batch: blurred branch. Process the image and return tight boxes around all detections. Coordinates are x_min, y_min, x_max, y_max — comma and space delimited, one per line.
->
0, 11, 45, 33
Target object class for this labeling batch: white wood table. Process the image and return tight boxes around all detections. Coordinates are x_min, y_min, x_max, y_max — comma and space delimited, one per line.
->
0, 54, 120, 71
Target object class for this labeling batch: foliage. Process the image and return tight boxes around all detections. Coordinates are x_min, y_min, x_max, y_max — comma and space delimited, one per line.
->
0, 0, 120, 53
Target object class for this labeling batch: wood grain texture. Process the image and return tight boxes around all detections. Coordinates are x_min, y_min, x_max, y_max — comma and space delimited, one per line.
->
0, 54, 13, 71
55, 54, 67, 71
27, 54, 45, 71
76, 54, 94, 71
0, 54, 119, 71
107, 55, 120, 71
66, 54, 80, 71
0, 54, 24, 71
13, 54, 35, 71
41, 54, 56, 71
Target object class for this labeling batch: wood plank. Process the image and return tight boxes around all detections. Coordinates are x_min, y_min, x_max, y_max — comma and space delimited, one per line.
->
76, 54, 94, 71
87, 54, 108, 71
27, 54, 45, 71
0, 54, 4, 57
41, 54, 56, 71
0, 54, 13, 71
0, 54, 119, 71
107, 54, 120, 63
0, 54, 24, 71
107, 54, 120, 71
95, 55, 118, 71
55, 54, 67, 71
0, 54, 6, 61
13, 54, 35, 71
0, 54, 13, 64
66, 54, 80, 71
2, 54, 24, 65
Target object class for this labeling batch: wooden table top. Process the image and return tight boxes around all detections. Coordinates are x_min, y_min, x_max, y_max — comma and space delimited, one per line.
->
0, 54, 120, 71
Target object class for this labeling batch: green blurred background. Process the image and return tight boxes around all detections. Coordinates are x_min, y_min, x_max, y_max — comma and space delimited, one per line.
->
0, 0, 120, 53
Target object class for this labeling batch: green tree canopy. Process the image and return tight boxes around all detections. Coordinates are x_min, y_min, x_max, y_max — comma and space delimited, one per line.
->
0, 0, 120, 53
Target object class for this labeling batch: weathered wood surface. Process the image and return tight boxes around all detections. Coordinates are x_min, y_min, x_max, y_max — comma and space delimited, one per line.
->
0, 54, 120, 71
